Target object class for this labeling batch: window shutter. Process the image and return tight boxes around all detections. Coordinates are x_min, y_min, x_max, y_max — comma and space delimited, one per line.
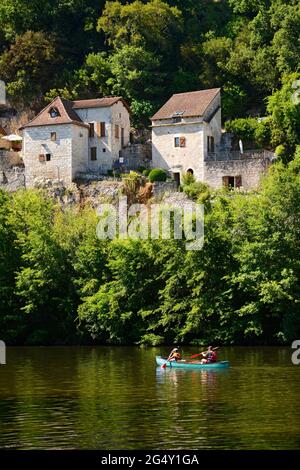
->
89, 123, 95, 138
222, 176, 229, 187
236, 175, 242, 188
91, 147, 97, 161
101, 122, 106, 137
180, 136, 186, 147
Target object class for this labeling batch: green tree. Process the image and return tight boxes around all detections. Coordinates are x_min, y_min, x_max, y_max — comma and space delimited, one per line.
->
0, 31, 63, 106
267, 74, 300, 153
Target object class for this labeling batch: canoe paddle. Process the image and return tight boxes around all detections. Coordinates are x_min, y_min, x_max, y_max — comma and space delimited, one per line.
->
190, 346, 219, 359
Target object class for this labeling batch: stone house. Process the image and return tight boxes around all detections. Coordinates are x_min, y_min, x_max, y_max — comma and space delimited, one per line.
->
20, 96, 130, 187
151, 88, 272, 189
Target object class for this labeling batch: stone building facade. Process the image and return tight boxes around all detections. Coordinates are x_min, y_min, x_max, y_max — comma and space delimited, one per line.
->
20, 96, 130, 187
151, 89, 273, 189
151, 88, 222, 185
204, 152, 272, 190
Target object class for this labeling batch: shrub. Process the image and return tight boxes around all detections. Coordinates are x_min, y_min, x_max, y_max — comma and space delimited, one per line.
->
142, 169, 151, 177
148, 168, 167, 182
137, 166, 146, 174
254, 118, 272, 147
224, 117, 258, 141
181, 172, 195, 186
182, 181, 209, 200
275, 144, 286, 160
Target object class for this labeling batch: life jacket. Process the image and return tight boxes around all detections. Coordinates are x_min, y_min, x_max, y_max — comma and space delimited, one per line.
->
207, 350, 217, 363
170, 352, 181, 361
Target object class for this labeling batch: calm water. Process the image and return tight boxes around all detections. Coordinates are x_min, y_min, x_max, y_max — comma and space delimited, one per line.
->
0, 346, 299, 450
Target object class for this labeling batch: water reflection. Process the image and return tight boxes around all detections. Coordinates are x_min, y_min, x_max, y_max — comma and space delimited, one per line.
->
0, 347, 299, 449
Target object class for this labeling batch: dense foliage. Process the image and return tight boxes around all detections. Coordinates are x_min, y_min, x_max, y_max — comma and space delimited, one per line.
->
1, 0, 300, 151
1, 156, 300, 345
148, 168, 167, 182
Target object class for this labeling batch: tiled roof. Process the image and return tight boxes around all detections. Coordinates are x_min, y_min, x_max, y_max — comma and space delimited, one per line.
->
151, 88, 221, 120
72, 97, 129, 110
20, 97, 89, 130
20, 96, 130, 130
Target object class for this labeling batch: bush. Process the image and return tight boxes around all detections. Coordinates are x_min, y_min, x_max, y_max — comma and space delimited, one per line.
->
254, 118, 272, 147
181, 172, 195, 186
142, 169, 151, 177
275, 144, 287, 161
148, 168, 167, 182
182, 181, 209, 200
224, 117, 258, 141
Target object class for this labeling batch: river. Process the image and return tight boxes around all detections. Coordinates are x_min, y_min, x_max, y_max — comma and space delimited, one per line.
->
0, 346, 299, 449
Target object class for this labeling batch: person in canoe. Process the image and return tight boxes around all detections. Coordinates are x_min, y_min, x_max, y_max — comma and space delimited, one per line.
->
167, 347, 181, 362
200, 346, 217, 364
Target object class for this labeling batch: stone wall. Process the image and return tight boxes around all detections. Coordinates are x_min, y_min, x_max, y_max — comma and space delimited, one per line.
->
0, 150, 23, 170
0, 167, 25, 191
120, 143, 151, 171
152, 181, 177, 197
22, 123, 74, 187
204, 155, 270, 190
152, 121, 205, 181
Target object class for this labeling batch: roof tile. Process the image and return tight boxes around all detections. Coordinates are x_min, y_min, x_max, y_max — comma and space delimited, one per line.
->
151, 88, 221, 120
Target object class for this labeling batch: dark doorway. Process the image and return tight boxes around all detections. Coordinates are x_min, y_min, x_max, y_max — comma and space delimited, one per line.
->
173, 172, 180, 187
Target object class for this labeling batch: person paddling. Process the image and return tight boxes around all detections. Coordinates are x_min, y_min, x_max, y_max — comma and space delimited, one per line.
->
200, 346, 217, 364
167, 347, 181, 362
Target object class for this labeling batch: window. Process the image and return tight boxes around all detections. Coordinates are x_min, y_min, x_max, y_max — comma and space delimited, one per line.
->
89, 123, 95, 138
174, 136, 186, 148
46, 153, 51, 162
96, 122, 106, 137
51, 132, 57, 142
223, 175, 242, 189
180, 137, 186, 147
39, 154, 45, 162
172, 117, 182, 123
49, 107, 60, 118
91, 147, 97, 161
207, 136, 215, 153
115, 125, 119, 139
102, 148, 106, 153
121, 128, 125, 147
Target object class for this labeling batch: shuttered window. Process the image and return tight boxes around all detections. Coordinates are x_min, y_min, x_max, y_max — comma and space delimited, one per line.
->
91, 147, 97, 161
207, 136, 215, 153
115, 125, 119, 139
96, 122, 106, 137
223, 175, 242, 189
175, 136, 186, 147
235, 175, 242, 188
89, 123, 95, 138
